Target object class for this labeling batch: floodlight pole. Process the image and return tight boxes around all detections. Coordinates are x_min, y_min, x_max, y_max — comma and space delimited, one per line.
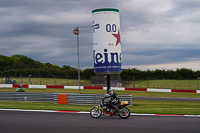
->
73, 26, 93, 94
76, 29, 81, 94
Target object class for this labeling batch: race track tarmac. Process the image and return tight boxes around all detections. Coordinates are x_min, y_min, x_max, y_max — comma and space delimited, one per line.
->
0, 110, 199, 133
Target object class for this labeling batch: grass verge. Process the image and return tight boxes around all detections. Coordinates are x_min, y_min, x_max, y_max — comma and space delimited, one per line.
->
0, 100, 199, 115
1, 88, 200, 115
0, 88, 200, 98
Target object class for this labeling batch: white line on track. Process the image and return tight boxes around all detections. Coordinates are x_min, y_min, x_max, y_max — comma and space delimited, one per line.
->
0, 108, 199, 117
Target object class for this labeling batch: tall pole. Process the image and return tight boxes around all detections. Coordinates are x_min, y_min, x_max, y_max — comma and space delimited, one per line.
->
107, 75, 110, 94
5, 75, 6, 84
77, 29, 81, 94
163, 77, 165, 89
20, 74, 22, 84
40, 74, 41, 85
72, 26, 92, 94
54, 75, 56, 85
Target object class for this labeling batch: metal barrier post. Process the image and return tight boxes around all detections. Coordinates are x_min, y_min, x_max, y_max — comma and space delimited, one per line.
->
107, 75, 110, 94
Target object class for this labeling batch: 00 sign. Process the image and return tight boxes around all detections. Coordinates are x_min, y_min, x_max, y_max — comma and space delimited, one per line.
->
106, 24, 117, 32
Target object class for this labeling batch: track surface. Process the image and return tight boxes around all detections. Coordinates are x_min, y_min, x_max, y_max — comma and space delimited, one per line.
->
0, 110, 199, 133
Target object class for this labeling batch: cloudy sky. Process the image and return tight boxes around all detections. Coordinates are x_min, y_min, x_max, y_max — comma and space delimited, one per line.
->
1, 0, 200, 70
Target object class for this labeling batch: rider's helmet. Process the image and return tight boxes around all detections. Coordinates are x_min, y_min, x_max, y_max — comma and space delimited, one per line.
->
108, 89, 114, 95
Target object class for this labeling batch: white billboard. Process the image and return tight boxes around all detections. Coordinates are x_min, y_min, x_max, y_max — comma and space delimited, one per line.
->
92, 8, 122, 75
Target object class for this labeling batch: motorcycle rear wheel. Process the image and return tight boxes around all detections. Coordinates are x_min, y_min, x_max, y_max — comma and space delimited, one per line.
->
118, 107, 130, 119
90, 107, 102, 118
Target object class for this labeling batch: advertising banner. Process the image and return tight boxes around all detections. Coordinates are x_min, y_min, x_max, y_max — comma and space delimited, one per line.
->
92, 8, 122, 75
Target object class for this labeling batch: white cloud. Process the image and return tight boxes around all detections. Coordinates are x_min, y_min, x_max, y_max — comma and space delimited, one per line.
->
29, 12, 91, 25
123, 60, 200, 71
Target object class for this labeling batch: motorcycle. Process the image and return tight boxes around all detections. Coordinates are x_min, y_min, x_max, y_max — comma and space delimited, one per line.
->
16, 87, 25, 92
90, 98, 130, 119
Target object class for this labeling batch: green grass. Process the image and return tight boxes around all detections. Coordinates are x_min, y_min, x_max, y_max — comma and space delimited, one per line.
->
0, 77, 91, 86
0, 100, 199, 115
1, 77, 200, 90
131, 100, 200, 115
0, 101, 92, 112
1, 88, 200, 98
1, 88, 200, 115
123, 79, 200, 90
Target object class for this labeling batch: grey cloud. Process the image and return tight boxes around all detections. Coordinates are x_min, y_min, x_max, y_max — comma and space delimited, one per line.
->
0, 0, 200, 70
122, 46, 200, 65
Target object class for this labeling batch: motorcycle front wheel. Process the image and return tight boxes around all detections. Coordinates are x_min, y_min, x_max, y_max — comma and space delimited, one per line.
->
90, 107, 102, 118
118, 107, 130, 119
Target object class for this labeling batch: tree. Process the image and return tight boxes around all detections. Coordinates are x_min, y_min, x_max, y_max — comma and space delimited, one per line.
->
12, 54, 40, 69
61, 65, 73, 70
81, 68, 95, 79
176, 68, 194, 79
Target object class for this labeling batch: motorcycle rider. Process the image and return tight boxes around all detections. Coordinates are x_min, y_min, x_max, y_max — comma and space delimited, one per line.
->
16, 85, 24, 92
103, 89, 120, 113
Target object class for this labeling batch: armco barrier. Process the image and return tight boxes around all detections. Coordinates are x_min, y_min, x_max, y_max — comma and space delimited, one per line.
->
55, 94, 104, 105
0, 84, 200, 93
0, 92, 132, 105
55, 94, 133, 105
0, 92, 55, 103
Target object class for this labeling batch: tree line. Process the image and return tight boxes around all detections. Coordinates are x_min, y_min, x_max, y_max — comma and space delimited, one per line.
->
121, 68, 200, 80
0, 55, 94, 79
1, 54, 200, 80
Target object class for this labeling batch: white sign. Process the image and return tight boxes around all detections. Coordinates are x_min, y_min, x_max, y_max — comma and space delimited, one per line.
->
92, 8, 122, 75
